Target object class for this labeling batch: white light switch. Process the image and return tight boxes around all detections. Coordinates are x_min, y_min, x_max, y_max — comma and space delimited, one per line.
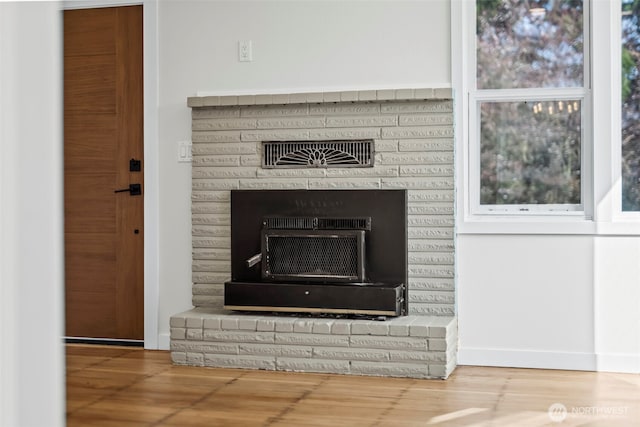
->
238, 40, 252, 62
178, 141, 192, 162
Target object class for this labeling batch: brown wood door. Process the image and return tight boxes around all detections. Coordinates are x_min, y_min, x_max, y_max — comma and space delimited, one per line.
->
64, 6, 144, 340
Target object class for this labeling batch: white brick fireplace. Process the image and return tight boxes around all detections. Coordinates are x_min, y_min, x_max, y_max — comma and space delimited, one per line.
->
170, 88, 457, 379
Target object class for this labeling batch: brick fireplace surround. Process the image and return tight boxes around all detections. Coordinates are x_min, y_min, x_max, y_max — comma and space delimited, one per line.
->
170, 88, 457, 379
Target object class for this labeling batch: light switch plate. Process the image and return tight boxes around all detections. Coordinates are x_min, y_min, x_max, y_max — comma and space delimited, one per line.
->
178, 141, 192, 162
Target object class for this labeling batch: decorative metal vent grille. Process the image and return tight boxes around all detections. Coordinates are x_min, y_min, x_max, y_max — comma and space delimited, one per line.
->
264, 217, 315, 230
264, 216, 371, 231
317, 218, 370, 230
262, 140, 374, 168
266, 235, 359, 279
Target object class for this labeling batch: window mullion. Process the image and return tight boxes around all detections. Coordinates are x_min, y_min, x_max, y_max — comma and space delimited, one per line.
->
475, 88, 588, 102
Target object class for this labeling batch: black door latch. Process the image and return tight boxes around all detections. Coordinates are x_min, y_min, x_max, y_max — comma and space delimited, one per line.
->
114, 183, 142, 196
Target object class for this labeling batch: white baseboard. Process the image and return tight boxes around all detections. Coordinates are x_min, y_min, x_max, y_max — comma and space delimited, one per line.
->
458, 347, 597, 371
596, 353, 640, 373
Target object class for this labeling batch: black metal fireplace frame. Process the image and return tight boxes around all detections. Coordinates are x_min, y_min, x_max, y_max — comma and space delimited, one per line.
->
224, 189, 408, 316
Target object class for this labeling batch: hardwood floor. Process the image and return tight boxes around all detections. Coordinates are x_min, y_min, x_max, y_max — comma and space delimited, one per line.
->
66, 344, 639, 426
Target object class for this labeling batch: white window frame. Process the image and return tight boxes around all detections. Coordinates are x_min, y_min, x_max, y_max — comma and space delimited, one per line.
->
452, 0, 628, 235
454, 0, 640, 235
471, 89, 590, 215
469, 0, 592, 217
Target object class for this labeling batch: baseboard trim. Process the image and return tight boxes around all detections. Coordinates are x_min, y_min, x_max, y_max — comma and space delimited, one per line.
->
65, 337, 144, 347
457, 347, 597, 371
596, 353, 640, 373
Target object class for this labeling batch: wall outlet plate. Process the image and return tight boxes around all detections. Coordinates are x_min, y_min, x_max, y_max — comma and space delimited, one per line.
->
238, 40, 252, 62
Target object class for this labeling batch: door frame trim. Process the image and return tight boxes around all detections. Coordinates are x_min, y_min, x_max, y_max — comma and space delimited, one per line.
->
63, 0, 160, 349
63, 0, 141, 10
142, 0, 160, 350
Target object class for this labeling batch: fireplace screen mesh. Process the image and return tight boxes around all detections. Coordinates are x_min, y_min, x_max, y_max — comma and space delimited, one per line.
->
265, 232, 364, 281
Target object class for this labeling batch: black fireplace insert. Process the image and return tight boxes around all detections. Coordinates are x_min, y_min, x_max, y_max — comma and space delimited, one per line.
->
224, 189, 408, 317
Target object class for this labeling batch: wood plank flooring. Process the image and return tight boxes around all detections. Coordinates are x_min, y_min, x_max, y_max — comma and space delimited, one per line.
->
66, 344, 640, 426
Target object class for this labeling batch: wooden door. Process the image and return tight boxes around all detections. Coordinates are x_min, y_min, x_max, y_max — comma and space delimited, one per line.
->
64, 6, 144, 341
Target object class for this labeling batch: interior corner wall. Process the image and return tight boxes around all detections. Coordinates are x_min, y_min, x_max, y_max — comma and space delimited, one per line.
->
0, 2, 65, 425
451, 0, 639, 374
456, 235, 597, 371
155, 0, 452, 347
594, 236, 640, 373
457, 233, 640, 373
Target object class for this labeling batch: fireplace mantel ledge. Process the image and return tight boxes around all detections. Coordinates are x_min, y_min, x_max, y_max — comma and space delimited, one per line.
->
187, 88, 452, 108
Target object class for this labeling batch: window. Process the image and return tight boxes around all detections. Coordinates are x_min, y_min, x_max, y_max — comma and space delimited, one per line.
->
479, 100, 581, 206
472, 0, 588, 213
622, 0, 640, 211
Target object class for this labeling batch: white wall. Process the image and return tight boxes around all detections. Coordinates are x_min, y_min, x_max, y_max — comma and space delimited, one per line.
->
156, 0, 451, 345
457, 233, 640, 373
451, 0, 640, 373
457, 235, 596, 370
154, 0, 639, 374
594, 236, 640, 372
0, 2, 65, 426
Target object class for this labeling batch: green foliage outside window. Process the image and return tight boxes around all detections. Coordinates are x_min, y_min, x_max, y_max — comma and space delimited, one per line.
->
622, 0, 640, 211
480, 100, 581, 205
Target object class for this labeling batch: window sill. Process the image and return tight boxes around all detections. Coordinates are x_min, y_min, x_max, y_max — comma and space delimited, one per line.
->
458, 215, 595, 235
458, 215, 640, 236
